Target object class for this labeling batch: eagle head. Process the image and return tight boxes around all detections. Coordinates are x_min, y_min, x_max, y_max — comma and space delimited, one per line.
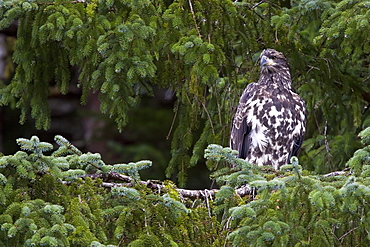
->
260, 49, 289, 74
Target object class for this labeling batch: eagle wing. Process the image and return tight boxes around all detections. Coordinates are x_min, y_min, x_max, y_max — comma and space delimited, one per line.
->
230, 84, 255, 159
287, 97, 306, 163
231, 83, 306, 166
288, 135, 304, 163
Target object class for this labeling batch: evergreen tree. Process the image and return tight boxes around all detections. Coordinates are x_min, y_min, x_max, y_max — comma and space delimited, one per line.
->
0, 0, 370, 246
0, 129, 369, 245
1, 0, 367, 184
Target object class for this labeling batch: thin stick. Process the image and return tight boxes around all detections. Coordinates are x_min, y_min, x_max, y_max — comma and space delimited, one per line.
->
188, 0, 202, 38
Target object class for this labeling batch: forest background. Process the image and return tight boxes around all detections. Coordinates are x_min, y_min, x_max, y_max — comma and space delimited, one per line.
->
0, 0, 369, 246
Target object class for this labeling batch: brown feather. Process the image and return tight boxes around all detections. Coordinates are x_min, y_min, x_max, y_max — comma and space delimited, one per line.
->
230, 49, 306, 169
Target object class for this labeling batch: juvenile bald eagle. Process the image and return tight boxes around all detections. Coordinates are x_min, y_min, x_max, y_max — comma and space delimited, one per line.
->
230, 49, 306, 169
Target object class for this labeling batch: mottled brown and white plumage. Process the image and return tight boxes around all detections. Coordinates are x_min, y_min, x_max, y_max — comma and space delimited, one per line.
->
230, 49, 306, 169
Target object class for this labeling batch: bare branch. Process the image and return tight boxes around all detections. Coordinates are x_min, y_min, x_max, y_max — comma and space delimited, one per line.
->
188, 0, 202, 38
338, 227, 358, 241
100, 179, 253, 199
251, 0, 266, 9
84, 172, 253, 199
323, 170, 350, 177
80, 169, 349, 199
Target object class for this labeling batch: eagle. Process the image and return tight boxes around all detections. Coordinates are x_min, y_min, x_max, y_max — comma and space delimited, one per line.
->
230, 49, 306, 170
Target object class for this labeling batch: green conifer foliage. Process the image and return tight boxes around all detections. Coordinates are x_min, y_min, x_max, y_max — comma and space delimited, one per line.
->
1, 0, 367, 182
1, 0, 368, 181
0, 199, 75, 246
0, 0, 304, 186
0, 135, 225, 246
270, 0, 369, 173
346, 127, 370, 176
205, 128, 370, 246
0, 129, 370, 246
0, 2, 370, 244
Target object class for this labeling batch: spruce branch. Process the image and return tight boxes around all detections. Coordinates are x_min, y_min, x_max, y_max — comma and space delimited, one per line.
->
74, 140, 356, 200
10, 135, 357, 202
83, 172, 253, 199
80, 169, 351, 200
16, 136, 53, 156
